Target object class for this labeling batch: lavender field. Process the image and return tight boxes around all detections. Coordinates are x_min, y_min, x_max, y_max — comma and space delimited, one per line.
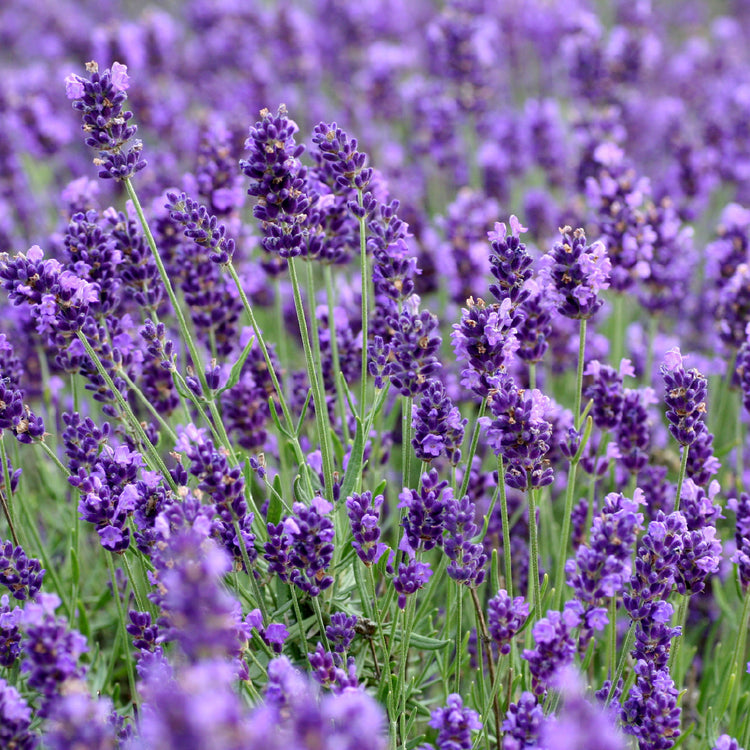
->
2, 0, 750, 747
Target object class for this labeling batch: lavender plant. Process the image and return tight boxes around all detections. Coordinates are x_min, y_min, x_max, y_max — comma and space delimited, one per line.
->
1, 4, 750, 749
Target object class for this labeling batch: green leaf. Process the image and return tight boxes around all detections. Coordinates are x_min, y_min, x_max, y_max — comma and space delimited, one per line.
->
339, 415, 365, 501
216, 335, 255, 396
268, 476, 284, 526
392, 631, 452, 651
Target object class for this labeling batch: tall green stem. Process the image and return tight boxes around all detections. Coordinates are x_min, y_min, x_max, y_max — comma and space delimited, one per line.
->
527, 488, 542, 622
674, 444, 690, 512
356, 188, 369, 421
288, 256, 335, 501
498, 457, 513, 598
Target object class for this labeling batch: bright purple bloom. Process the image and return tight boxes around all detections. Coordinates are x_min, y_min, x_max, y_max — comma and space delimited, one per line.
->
729, 492, 750, 591
21, 593, 88, 716
311, 122, 372, 192
165, 191, 236, 265
515, 278, 553, 365
615, 387, 655, 475
66, 61, 146, 180
392, 558, 433, 609
240, 105, 309, 259
487, 216, 533, 310
583, 359, 633, 429
481, 375, 554, 491
522, 601, 583, 696
712, 735, 743, 750
428, 693, 482, 750
443, 492, 488, 587
621, 661, 680, 750
398, 468, 451, 557
346, 491, 388, 566
502, 692, 544, 750
0, 595, 22, 667
382, 299, 442, 397
487, 590, 529, 655
451, 296, 519, 398
539, 667, 627, 750
0, 377, 45, 445
541, 226, 611, 319
326, 612, 357, 653
308, 642, 358, 693
0, 541, 44, 601
43, 691, 116, 750
412, 378, 467, 466
0, 677, 37, 750
660, 347, 708, 446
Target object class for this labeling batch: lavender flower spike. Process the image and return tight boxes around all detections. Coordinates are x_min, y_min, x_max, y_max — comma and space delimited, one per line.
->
428, 694, 481, 750
660, 347, 708, 446
66, 61, 146, 180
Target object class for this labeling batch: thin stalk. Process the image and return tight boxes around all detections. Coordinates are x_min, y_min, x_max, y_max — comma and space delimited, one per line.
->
106, 552, 138, 708
121, 552, 149, 615
667, 594, 689, 680
498, 457, 513, 598
402, 396, 414, 489
36, 439, 70, 478
459, 398, 488, 499
574, 319, 587, 430
118, 370, 178, 442
312, 595, 331, 653
75, 331, 176, 491
470, 587, 501, 750
288, 256, 335, 501
725, 585, 750, 721
228, 264, 314, 497
0, 437, 18, 546
553, 460, 578, 612
608, 596, 617, 681
606, 621, 634, 706
356, 188, 369, 421
674, 444, 690, 512
528, 362, 536, 391
527, 488, 542, 622
290, 586, 310, 657
455, 585, 463, 693
323, 264, 351, 443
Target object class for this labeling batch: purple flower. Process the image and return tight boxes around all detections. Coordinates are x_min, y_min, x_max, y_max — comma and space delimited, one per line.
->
522, 601, 583, 696
311, 122, 372, 192
565, 490, 644, 632
392, 558, 433, 609
43, 690, 116, 750
0, 677, 37, 750
265, 499, 335, 597
383, 299, 442, 397
621, 661, 680, 750
539, 666, 627, 750
165, 191, 236, 265
412, 378, 467, 466
398, 468, 451, 557
729, 492, 750, 591
487, 216, 533, 310
346, 491, 388, 567
712, 735, 743, 750
541, 226, 611, 319
0, 595, 22, 667
21, 593, 88, 716
66, 61, 146, 180
428, 693, 482, 750
487, 590, 529, 655
481, 375, 554, 491
326, 612, 357, 653
443, 493, 488, 587
660, 347, 708, 446
451, 297, 519, 398
0, 541, 44, 601
502, 692, 544, 750
583, 359, 633, 429
615, 387, 655, 475
308, 643, 358, 693
240, 105, 310, 259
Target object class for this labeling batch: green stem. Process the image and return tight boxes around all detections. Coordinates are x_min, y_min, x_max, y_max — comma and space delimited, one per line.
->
574, 319, 587, 430
527, 488, 542, 622
106, 552, 138, 708
459, 398, 488, 499
291, 586, 310, 657
725, 584, 750, 721
553, 459, 578, 612
470, 587, 501, 750
227, 261, 314, 496
606, 621, 634, 706
0, 438, 18, 546
455, 584, 463, 693
498, 457, 513, 599
667, 594, 689, 682
357, 188, 369, 422
75, 331, 176, 491
402, 396, 414, 489
288, 256, 335, 501
674, 444, 690, 512
323, 264, 351, 443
